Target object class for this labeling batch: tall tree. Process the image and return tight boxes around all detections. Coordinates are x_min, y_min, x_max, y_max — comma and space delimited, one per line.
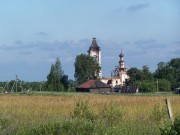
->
155, 58, 180, 89
47, 64, 56, 91
141, 65, 153, 80
126, 66, 154, 92
46, 58, 65, 92
74, 54, 101, 84
61, 75, 69, 91
126, 67, 142, 85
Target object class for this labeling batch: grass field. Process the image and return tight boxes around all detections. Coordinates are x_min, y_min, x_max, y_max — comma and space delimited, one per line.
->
0, 92, 180, 134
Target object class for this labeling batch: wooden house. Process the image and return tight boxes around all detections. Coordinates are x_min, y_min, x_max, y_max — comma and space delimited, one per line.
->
76, 80, 111, 93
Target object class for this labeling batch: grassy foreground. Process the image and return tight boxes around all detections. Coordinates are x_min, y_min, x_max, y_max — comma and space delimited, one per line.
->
0, 92, 180, 134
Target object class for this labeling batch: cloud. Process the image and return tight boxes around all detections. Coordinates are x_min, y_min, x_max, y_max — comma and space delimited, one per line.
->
19, 51, 32, 55
172, 41, 180, 45
64, 56, 74, 63
14, 40, 23, 44
0, 39, 90, 65
36, 32, 48, 37
126, 3, 149, 12
134, 39, 157, 45
0, 38, 179, 81
0, 38, 95, 80
133, 39, 168, 51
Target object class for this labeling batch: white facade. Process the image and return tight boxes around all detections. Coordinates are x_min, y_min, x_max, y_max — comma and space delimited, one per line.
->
101, 49, 129, 87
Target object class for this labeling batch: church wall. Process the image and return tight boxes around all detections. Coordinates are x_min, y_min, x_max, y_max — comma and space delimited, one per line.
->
89, 49, 102, 78
101, 78, 122, 87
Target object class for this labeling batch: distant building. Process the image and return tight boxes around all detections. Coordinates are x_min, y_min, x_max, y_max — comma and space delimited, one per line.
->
77, 38, 137, 93
119, 86, 139, 93
76, 80, 111, 93
87, 38, 130, 87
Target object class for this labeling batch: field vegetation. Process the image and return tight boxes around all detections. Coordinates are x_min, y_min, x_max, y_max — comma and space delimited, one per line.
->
0, 92, 180, 134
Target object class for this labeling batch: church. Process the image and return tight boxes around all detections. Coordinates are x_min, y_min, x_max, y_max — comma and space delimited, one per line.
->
88, 38, 130, 88
76, 38, 139, 93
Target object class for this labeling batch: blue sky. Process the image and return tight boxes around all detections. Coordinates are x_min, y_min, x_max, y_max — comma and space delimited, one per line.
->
0, 0, 180, 81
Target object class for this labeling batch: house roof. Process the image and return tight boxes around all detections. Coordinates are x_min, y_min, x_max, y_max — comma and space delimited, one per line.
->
78, 80, 110, 89
79, 80, 95, 88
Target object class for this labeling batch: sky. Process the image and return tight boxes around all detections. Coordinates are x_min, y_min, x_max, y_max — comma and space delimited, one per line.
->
0, 0, 180, 81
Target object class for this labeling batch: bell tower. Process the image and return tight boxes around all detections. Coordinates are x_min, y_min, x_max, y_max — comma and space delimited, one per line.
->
88, 38, 102, 78
118, 49, 129, 85
119, 49, 126, 71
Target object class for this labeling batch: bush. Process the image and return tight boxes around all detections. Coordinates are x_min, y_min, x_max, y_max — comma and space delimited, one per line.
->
24, 121, 61, 135
158, 79, 171, 91
0, 87, 3, 93
136, 81, 156, 92
160, 115, 180, 135
100, 101, 124, 126
149, 104, 167, 123
0, 116, 17, 135
71, 99, 97, 121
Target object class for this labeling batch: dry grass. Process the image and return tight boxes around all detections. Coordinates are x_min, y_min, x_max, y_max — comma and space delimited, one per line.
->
0, 94, 179, 125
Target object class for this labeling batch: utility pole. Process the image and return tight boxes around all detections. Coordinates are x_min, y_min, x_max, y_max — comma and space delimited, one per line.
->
157, 79, 158, 91
20, 80, 23, 92
16, 75, 18, 92
154, 78, 159, 91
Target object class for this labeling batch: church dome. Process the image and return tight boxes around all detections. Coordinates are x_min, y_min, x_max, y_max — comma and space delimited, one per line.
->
119, 50, 124, 57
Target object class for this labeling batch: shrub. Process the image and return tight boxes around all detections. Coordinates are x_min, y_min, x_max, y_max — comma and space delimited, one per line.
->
0, 116, 17, 135
71, 99, 97, 121
25, 121, 61, 135
158, 79, 171, 91
0, 117, 10, 132
100, 101, 124, 126
149, 104, 167, 123
0, 87, 3, 93
136, 81, 156, 92
160, 115, 180, 135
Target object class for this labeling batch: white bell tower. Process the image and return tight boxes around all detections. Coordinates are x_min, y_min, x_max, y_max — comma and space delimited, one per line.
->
119, 48, 126, 71
118, 49, 129, 85
88, 38, 102, 78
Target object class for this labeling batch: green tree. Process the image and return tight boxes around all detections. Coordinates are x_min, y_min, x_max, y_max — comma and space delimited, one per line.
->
68, 80, 78, 92
141, 65, 153, 80
61, 75, 69, 91
136, 81, 156, 92
46, 64, 56, 91
0, 87, 3, 93
46, 58, 65, 92
74, 54, 101, 84
126, 67, 142, 85
158, 79, 171, 91
126, 66, 153, 85
155, 58, 180, 90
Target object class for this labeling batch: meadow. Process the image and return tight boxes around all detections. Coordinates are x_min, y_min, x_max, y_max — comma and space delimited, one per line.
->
0, 92, 180, 134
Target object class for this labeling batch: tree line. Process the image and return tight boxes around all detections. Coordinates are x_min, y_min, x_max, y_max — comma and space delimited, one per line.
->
0, 55, 179, 93
126, 58, 180, 92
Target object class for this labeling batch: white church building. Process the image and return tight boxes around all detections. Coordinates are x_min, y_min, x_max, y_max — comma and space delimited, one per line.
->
88, 38, 130, 88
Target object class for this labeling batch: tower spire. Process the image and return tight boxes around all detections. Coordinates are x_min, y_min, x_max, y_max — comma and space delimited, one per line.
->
119, 48, 125, 71
120, 48, 124, 57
